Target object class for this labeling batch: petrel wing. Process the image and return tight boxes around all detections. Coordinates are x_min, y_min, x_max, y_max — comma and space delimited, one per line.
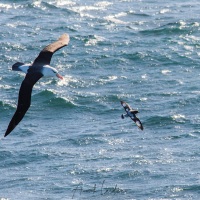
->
131, 117, 144, 131
33, 33, 70, 66
4, 72, 43, 137
130, 110, 139, 114
121, 101, 132, 112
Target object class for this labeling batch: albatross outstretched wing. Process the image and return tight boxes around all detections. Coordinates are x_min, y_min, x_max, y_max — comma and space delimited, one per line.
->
33, 33, 70, 66
4, 72, 43, 137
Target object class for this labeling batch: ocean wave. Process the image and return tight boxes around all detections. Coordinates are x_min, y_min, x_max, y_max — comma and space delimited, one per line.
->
85, 35, 106, 46
50, 0, 76, 7
1, 149, 51, 168
68, 136, 105, 147
145, 115, 175, 127
33, 90, 76, 109
181, 184, 200, 192
161, 69, 171, 75
163, 132, 197, 141
139, 21, 189, 36
1, 42, 27, 53
0, 150, 12, 163
43, 1, 76, 14
70, 1, 112, 14
145, 113, 190, 129
0, 3, 12, 9
178, 96, 200, 107
123, 52, 148, 61
104, 13, 128, 25
159, 8, 171, 14
0, 100, 16, 112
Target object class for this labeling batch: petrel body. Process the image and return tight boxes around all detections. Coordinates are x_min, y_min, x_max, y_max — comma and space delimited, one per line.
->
4, 34, 70, 137
120, 101, 143, 130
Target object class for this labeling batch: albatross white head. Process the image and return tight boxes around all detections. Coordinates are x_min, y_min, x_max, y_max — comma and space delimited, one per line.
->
42, 65, 64, 80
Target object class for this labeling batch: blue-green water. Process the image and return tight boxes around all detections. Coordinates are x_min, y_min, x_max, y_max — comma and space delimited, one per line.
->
1, 0, 200, 199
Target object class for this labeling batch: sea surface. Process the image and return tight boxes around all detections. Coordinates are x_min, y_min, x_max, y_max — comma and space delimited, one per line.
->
1, 0, 200, 199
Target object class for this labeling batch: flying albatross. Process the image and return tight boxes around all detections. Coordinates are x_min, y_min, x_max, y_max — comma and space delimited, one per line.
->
4, 33, 70, 137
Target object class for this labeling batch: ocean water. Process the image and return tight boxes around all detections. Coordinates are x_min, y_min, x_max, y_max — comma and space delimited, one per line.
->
1, 0, 200, 199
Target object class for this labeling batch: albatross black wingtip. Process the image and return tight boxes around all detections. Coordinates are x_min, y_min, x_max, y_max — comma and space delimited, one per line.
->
4, 130, 10, 138
4, 133, 8, 138
4, 123, 16, 138
12, 62, 25, 71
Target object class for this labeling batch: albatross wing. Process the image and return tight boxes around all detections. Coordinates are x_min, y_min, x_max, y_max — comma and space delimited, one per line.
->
33, 33, 70, 66
4, 72, 43, 137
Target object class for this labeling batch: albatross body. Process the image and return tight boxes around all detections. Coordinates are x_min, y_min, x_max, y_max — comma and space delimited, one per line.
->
4, 34, 70, 137
120, 101, 143, 130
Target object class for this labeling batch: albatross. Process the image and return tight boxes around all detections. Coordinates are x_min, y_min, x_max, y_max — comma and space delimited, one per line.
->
4, 33, 70, 137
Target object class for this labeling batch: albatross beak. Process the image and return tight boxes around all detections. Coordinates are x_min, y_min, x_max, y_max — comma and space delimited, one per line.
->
56, 73, 64, 80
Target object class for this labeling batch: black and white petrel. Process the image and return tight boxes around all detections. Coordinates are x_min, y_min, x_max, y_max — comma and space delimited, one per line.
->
120, 101, 143, 130
4, 33, 70, 137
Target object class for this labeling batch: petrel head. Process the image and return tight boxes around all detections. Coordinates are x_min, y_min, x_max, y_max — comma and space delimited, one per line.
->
42, 65, 63, 80
120, 101, 126, 107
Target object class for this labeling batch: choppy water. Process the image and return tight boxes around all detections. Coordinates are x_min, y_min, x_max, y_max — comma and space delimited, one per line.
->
1, 0, 200, 199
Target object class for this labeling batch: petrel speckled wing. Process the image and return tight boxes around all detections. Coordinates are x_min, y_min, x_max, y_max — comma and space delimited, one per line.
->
120, 100, 132, 112
130, 116, 144, 130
